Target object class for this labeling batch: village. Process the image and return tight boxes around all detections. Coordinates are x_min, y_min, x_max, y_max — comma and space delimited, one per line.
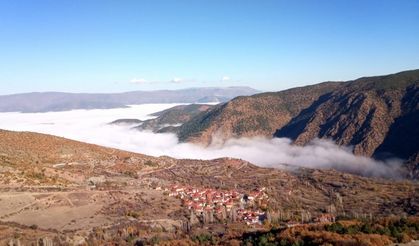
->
156, 184, 270, 225
155, 184, 339, 229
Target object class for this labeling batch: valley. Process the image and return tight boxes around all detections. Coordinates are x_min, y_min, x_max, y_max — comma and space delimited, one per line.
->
1, 1, 418, 244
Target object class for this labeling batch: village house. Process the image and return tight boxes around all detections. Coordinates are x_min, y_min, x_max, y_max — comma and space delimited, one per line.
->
314, 213, 336, 223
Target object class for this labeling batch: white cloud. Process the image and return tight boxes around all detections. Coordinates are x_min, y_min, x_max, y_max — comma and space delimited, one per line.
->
222, 76, 231, 81
170, 77, 183, 83
0, 104, 404, 179
130, 78, 148, 84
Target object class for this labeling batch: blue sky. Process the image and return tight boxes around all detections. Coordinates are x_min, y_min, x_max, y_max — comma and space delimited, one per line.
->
0, 0, 418, 94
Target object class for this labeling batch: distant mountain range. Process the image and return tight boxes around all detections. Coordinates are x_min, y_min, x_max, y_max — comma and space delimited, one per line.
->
158, 69, 419, 178
0, 86, 259, 113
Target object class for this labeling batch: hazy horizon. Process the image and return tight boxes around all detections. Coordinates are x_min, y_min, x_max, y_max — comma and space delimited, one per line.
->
0, 85, 261, 96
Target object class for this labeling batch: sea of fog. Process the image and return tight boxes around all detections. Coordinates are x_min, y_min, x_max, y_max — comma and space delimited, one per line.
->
0, 104, 403, 178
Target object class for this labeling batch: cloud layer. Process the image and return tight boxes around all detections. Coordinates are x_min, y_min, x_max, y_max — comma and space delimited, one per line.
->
0, 104, 403, 178
130, 78, 148, 84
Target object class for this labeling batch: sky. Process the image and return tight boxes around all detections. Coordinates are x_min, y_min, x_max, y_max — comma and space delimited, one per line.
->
0, 0, 418, 94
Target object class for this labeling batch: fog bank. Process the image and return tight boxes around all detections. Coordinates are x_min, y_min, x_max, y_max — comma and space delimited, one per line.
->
0, 104, 403, 178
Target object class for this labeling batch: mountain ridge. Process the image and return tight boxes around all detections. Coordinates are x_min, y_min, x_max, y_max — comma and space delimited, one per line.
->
171, 69, 419, 177
176, 81, 344, 143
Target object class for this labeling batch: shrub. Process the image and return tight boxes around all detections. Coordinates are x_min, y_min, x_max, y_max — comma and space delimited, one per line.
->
29, 224, 38, 230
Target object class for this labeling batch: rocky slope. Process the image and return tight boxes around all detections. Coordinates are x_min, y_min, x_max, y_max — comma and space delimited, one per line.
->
176, 82, 343, 143
275, 70, 419, 176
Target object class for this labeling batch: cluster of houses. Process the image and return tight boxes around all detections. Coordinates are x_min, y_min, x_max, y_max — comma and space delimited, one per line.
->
155, 184, 338, 227
156, 184, 269, 225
